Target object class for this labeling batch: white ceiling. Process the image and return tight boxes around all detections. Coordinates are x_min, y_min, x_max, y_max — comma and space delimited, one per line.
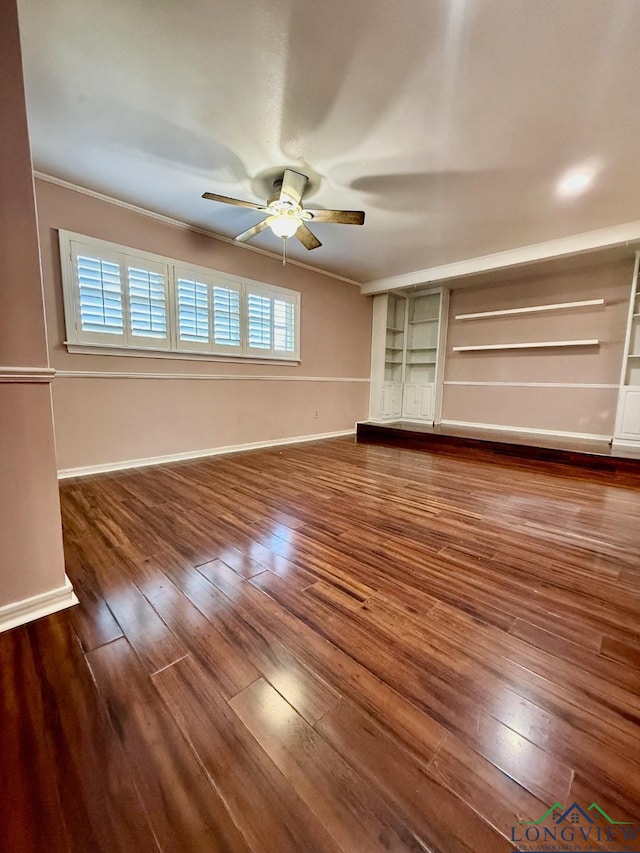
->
18, 0, 640, 284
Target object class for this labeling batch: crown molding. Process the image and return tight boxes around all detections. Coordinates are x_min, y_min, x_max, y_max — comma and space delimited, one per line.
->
33, 172, 362, 288
362, 221, 640, 294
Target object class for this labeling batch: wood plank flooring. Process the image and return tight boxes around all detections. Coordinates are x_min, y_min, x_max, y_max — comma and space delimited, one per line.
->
2, 435, 640, 851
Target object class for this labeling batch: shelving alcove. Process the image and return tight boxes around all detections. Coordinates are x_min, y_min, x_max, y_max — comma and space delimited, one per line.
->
369, 287, 449, 424
613, 251, 640, 448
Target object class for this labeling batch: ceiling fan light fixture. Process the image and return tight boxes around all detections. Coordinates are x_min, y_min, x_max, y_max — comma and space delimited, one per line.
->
269, 213, 301, 239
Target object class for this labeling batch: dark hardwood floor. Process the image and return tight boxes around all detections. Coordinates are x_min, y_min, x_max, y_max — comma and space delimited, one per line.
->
2, 436, 640, 852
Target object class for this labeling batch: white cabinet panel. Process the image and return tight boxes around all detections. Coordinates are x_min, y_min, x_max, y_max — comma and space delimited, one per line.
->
419, 385, 434, 420
391, 383, 403, 418
382, 383, 403, 419
619, 389, 640, 439
402, 384, 420, 418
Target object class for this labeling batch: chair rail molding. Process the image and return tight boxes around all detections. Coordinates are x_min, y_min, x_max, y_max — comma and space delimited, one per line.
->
55, 370, 369, 382
0, 366, 56, 383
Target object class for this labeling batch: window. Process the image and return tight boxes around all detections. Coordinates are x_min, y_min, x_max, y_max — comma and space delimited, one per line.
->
60, 231, 300, 361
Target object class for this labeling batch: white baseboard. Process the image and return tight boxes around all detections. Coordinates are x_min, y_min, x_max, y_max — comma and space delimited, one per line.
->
440, 420, 610, 442
0, 576, 79, 635
612, 438, 640, 450
58, 428, 356, 479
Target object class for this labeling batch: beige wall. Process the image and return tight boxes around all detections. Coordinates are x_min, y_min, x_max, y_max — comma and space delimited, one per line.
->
0, 0, 67, 613
35, 179, 372, 471
442, 261, 633, 435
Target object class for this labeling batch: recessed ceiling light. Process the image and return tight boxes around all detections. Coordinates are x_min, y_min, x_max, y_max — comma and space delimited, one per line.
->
557, 168, 594, 198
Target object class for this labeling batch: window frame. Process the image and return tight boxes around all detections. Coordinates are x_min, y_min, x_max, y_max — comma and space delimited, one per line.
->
59, 230, 301, 362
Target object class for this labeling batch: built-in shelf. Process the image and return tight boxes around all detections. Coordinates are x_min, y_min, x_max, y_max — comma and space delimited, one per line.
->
409, 346, 437, 351
628, 354, 640, 359
385, 346, 404, 351
453, 339, 600, 352
387, 326, 404, 332
409, 318, 439, 325
455, 299, 605, 322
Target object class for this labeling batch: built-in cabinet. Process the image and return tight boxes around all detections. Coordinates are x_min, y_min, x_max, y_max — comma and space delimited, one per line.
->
614, 252, 640, 447
369, 288, 448, 423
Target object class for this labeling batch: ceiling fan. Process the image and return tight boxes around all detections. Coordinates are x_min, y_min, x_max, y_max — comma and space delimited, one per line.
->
202, 169, 365, 252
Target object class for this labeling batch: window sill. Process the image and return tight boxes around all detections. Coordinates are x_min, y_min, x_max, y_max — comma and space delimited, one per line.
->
64, 342, 301, 365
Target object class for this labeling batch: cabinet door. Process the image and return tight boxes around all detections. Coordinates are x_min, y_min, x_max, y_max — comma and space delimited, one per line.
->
402, 384, 420, 417
619, 389, 640, 439
391, 383, 403, 418
419, 385, 434, 420
381, 384, 394, 418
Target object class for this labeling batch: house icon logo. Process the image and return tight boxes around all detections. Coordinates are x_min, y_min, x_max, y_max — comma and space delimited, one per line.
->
557, 802, 594, 826
511, 800, 639, 851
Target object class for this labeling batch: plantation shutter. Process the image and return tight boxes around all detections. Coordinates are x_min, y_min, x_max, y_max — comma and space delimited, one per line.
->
273, 296, 296, 355
212, 283, 241, 352
61, 232, 300, 360
176, 275, 211, 350
72, 242, 125, 344
126, 257, 169, 348
246, 290, 272, 354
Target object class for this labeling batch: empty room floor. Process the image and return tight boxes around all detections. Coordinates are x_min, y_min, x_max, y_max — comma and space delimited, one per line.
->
1, 436, 640, 851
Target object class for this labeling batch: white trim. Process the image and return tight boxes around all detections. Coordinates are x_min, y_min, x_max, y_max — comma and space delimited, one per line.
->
440, 419, 610, 442
57, 429, 356, 479
63, 343, 299, 364
612, 439, 640, 450
443, 381, 618, 389
55, 370, 369, 382
454, 299, 605, 321
0, 576, 78, 635
362, 221, 640, 294
0, 366, 56, 383
35, 172, 361, 287
452, 339, 599, 352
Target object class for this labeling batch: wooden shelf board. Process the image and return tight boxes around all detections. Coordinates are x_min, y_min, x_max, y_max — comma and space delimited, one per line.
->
455, 299, 605, 322
453, 339, 600, 352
